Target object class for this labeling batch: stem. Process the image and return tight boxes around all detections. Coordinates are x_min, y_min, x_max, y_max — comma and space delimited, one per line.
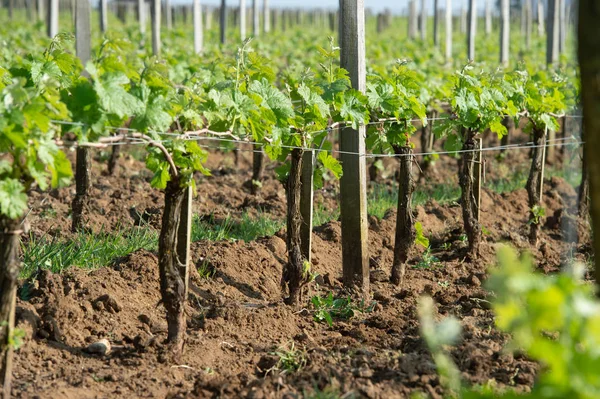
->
0, 217, 21, 398
391, 146, 415, 286
251, 145, 264, 195
459, 128, 481, 258
282, 148, 306, 306
158, 177, 187, 359
526, 127, 546, 245
71, 147, 92, 232
107, 144, 121, 176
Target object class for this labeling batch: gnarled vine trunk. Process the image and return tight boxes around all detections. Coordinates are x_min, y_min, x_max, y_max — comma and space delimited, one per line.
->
391, 146, 415, 286
419, 110, 437, 177
578, 0, 600, 289
526, 127, 546, 245
459, 128, 481, 258
1, 217, 21, 399
158, 177, 188, 359
107, 145, 121, 176
71, 147, 92, 232
282, 148, 306, 306
251, 147, 264, 195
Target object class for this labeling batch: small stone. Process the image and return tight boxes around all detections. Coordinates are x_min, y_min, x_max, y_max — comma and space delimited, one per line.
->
370, 269, 388, 283
86, 339, 111, 356
138, 314, 152, 326
468, 274, 481, 287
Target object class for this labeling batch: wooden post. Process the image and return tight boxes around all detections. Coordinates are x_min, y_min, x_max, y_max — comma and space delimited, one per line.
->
467, 0, 476, 61
47, 0, 58, 37
138, 0, 146, 36
263, 0, 269, 32
474, 138, 483, 221
445, 0, 452, 62
433, 0, 440, 47
239, 0, 246, 40
193, 0, 202, 53
219, 0, 226, 44
177, 187, 193, 304
485, 0, 492, 35
537, 0, 544, 36
252, 0, 258, 35
460, 5, 466, 33
408, 0, 417, 39
558, 0, 566, 55
164, 0, 172, 30
547, 0, 559, 66
339, 0, 369, 294
300, 150, 314, 262
419, 0, 426, 41
525, 0, 532, 49
99, 0, 108, 33
151, 0, 161, 56
500, 0, 509, 66
36, 0, 43, 21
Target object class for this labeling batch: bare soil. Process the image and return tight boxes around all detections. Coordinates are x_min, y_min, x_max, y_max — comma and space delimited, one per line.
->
12, 130, 591, 398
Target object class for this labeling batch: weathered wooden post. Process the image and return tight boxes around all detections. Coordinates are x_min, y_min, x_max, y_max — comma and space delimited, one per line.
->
547, 0, 559, 65
434, 0, 440, 47
500, 0, 509, 66
47, 0, 58, 37
263, 0, 269, 32
164, 0, 172, 30
99, 0, 108, 33
460, 4, 466, 33
36, 0, 43, 21
537, 0, 544, 36
219, 0, 226, 44
445, 0, 452, 62
485, 0, 492, 35
420, 0, 426, 41
525, 0, 532, 49
194, 0, 203, 53
408, 0, 417, 39
151, 0, 161, 56
474, 138, 483, 221
252, 0, 259, 35
239, 0, 246, 40
339, 0, 369, 295
467, 0, 476, 61
138, 0, 146, 36
558, 0, 566, 55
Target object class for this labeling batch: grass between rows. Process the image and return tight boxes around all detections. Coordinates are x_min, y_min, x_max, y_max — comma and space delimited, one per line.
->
21, 164, 580, 279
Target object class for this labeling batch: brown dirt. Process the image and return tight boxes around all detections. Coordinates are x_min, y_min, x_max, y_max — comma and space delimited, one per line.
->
11, 129, 590, 398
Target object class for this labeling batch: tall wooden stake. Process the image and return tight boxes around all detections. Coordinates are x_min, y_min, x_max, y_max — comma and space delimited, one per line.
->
500, 0, 510, 66
474, 138, 483, 221
220, 0, 226, 44
47, 0, 58, 37
537, 0, 545, 36
151, 0, 161, 56
252, 0, 259, 35
485, 0, 492, 35
165, 0, 172, 30
339, 0, 369, 295
419, 0, 426, 41
138, 0, 146, 36
263, 0, 269, 32
408, 0, 417, 39
467, 0, 476, 61
193, 0, 203, 53
445, 0, 452, 62
433, 0, 440, 47
239, 0, 246, 40
99, 0, 108, 33
547, 0, 559, 66
176, 186, 193, 307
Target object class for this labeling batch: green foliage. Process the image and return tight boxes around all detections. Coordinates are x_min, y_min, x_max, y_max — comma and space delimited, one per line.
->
414, 248, 442, 269
415, 221, 429, 248
421, 245, 600, 399
268, 341, 308, 375
311, 292, 375, 327
0, 322, 26, 350
529, 205, 546, 225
